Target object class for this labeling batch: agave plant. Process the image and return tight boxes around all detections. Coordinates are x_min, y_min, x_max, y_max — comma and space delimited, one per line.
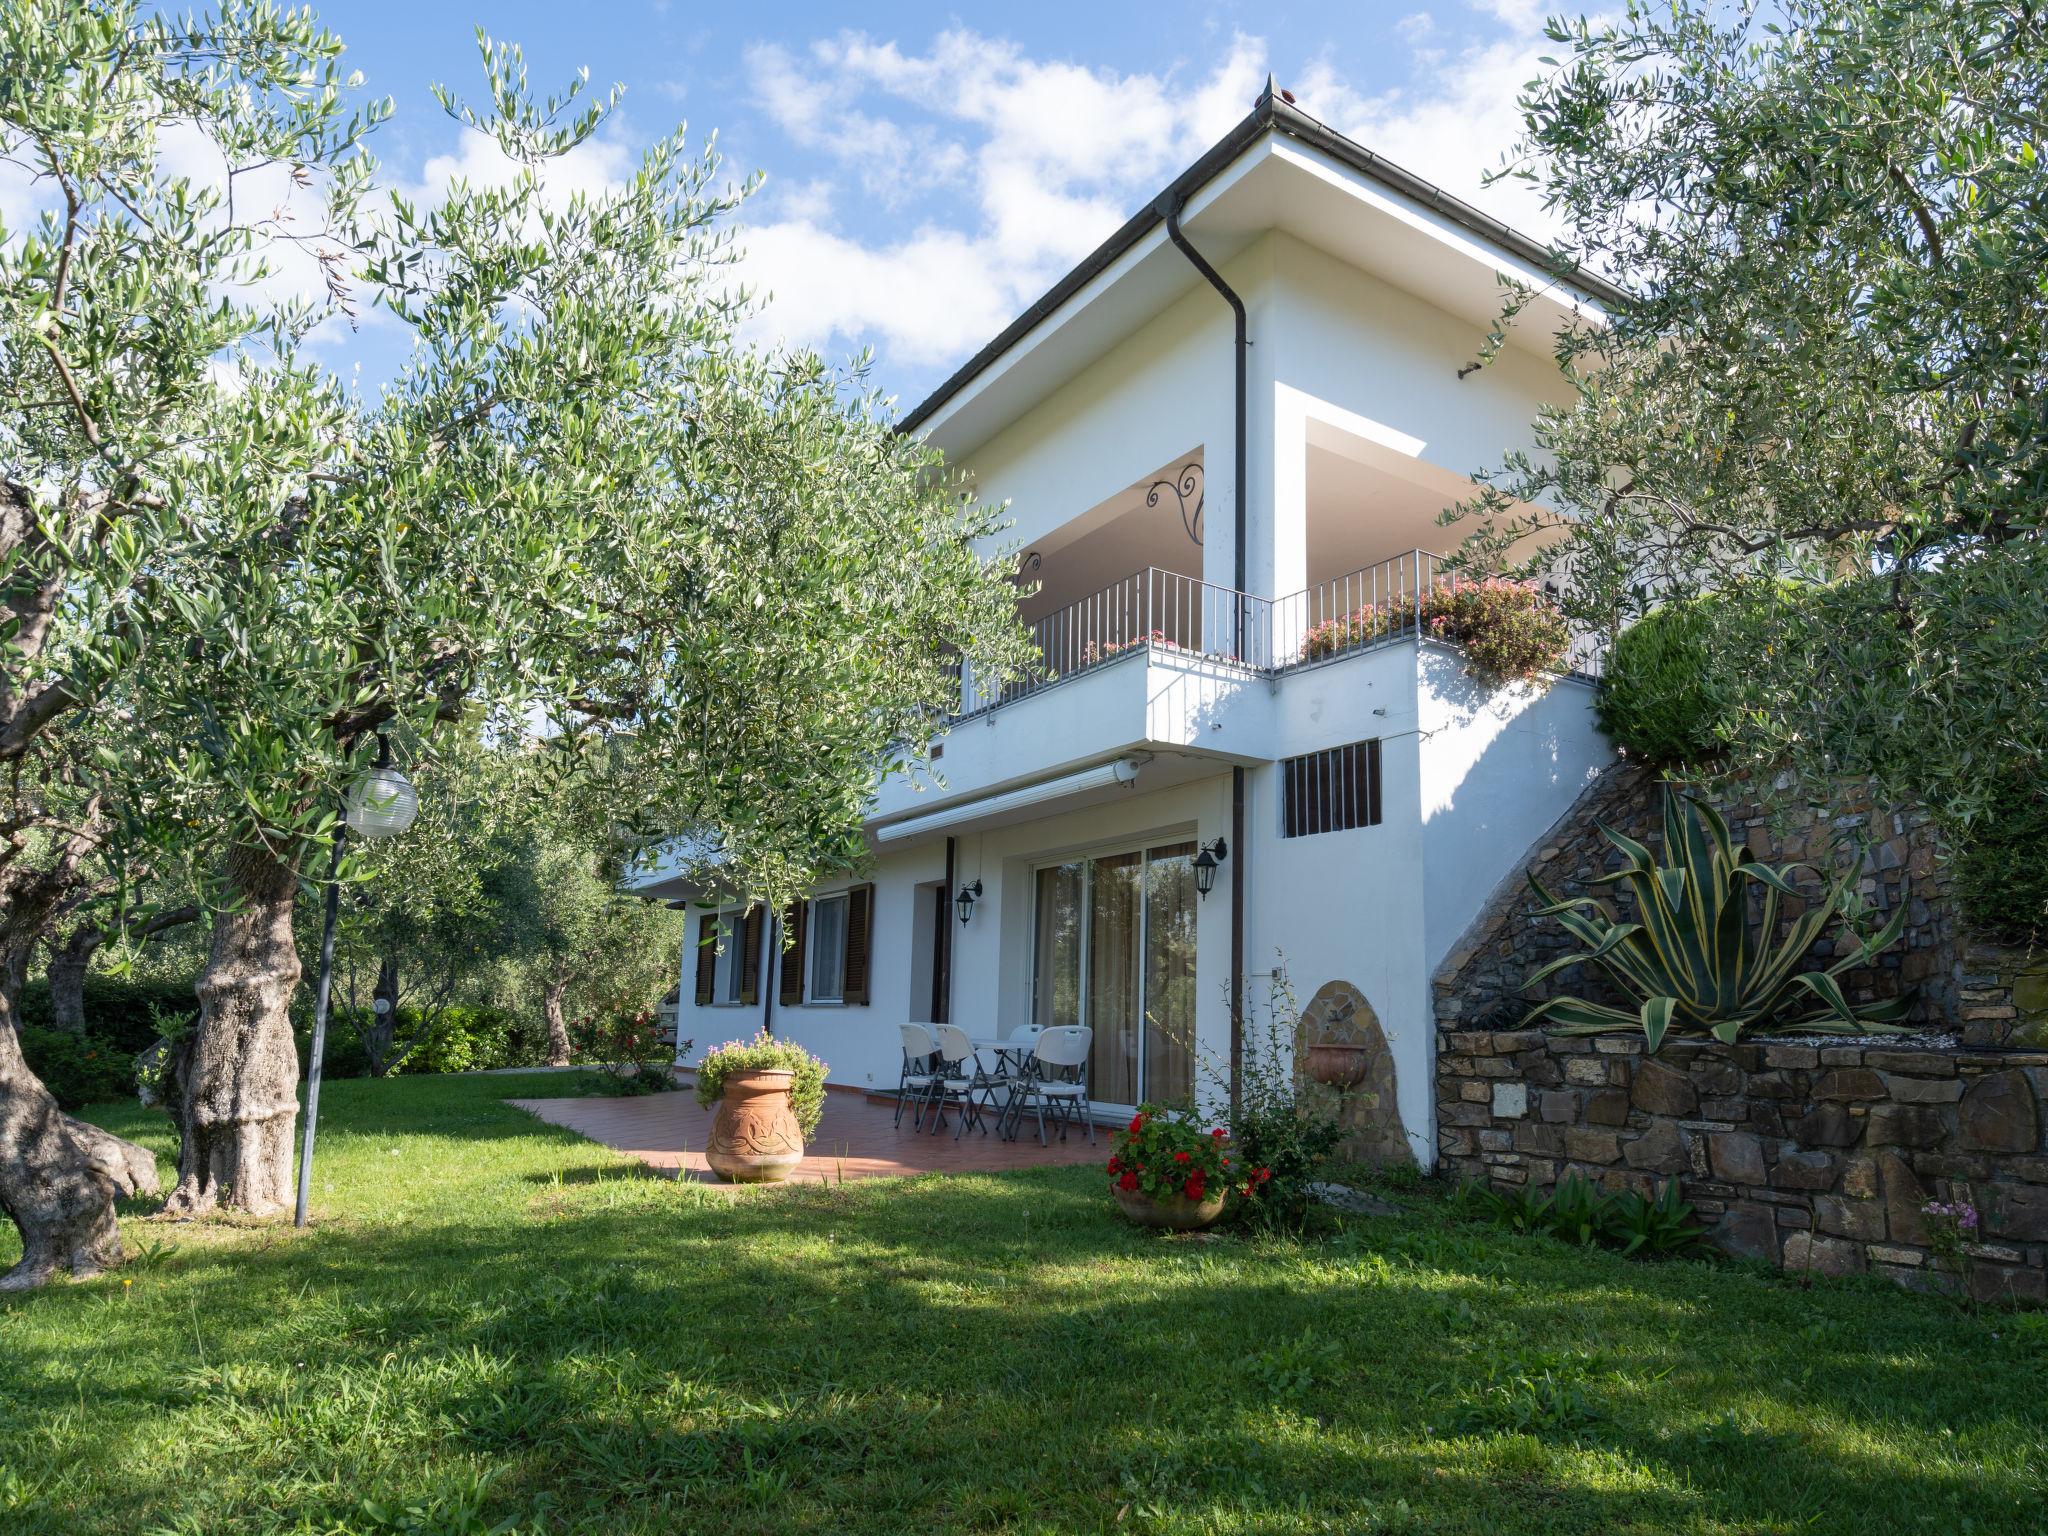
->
1521, 791, 1913, 1050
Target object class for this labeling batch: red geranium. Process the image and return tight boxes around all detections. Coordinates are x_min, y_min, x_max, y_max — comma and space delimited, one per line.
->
1106, 1102, 1238, 1212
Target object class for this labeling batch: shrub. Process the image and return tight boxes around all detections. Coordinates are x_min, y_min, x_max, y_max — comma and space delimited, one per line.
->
14, 975, 200, 1054
1596, 597, 1735, 767
1951, 771, 2048, 946
301, 1003, 537, 1081
570, 1008, 681, 1095
1186, 966, 1345, 1231
693, 1031, 827, 1138
19, 1027, 139, 1109
1107, 1105, 1258, 1207
1452, 1172, 1709, 1260
1420, 579, 1571, 684
1300, 603, 1405, 661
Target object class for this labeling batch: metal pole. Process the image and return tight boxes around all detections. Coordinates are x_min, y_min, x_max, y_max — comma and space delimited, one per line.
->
294, 821, 348, 1229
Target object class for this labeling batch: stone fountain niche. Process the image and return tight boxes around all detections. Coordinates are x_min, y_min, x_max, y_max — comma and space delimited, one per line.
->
1297, 980, 1414, 1169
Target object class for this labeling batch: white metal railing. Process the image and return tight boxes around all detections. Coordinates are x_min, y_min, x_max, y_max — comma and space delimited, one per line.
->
1272, 550, 1607, 679
954, 552, 1603, 718
958, 568, 1269, 715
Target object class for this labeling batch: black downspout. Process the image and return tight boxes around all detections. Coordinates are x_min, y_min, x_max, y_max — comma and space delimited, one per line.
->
759, 905, 777, 1038
940, 836, 957, 1026
1157, 191, 1249, 1113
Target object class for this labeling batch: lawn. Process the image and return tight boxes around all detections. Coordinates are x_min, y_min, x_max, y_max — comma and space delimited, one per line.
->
2, 1074, 2044, 1534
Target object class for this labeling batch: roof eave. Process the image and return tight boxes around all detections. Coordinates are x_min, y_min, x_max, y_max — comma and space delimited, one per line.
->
895, 87, 1625, 438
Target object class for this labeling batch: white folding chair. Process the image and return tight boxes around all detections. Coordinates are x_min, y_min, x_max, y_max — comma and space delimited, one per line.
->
1009, 1025, 1094, 1145
930, 1024, 998, 1139
895, 1024, 943, 1130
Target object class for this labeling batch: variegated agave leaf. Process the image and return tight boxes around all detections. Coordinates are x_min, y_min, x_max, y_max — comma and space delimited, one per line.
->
1520, 788, 1915, 1050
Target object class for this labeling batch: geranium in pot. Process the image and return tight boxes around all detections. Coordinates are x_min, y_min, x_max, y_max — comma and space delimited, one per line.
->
1107, 1105, 1268, 1231
693, 1032, 828, 1183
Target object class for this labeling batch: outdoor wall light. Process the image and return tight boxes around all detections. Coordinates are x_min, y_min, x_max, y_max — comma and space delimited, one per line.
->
955, 879, 983, 926
1192, 838, 1229, 899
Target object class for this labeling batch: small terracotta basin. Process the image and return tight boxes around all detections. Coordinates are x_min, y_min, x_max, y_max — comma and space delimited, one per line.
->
1114, 1183, 1227, 1232
1304, 1041, 1371, 1088
705, 1068, 805, 1183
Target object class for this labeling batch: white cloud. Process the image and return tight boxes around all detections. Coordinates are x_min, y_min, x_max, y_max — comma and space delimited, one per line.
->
733, 14, 1571, 386
405, 123, 638, 212
734, 29, 1267, 370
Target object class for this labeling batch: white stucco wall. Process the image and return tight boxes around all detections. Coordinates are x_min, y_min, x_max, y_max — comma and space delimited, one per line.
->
674, 185, 1606, 1166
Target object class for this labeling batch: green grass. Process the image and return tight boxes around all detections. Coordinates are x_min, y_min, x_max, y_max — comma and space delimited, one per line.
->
3, 1073, 2044, 1534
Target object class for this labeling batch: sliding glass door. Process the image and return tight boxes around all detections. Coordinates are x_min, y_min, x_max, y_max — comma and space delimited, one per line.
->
1031, 841, 1197, 1108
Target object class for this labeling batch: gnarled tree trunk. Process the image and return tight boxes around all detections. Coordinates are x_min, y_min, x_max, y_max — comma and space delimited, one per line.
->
160, 844, 301, 1219
48, 903, 200, 1035
542, 978, 572, 1067
46, 922, 99, 1033
0, 844, 160, 1289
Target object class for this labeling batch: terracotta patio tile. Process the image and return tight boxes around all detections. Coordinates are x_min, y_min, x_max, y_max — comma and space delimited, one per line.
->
507, 1085, 1106, 1184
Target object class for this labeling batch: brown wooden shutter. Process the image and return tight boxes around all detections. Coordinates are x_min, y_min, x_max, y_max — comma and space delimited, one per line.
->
692, 913, 718, 1006
738, 904, 765, 1005
842, 883, 875, 1006
778, 899, 806, 1006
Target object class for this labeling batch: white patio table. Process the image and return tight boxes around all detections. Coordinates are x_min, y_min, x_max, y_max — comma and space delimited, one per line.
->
970, 1035, 1039, 1139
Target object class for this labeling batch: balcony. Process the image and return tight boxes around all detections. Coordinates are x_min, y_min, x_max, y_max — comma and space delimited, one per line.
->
955, 550, 1602, 722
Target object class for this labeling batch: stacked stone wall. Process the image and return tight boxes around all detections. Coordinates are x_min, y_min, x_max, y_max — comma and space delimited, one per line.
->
1436, 1031, 2048, 1303
1431, 762, 2047, 1297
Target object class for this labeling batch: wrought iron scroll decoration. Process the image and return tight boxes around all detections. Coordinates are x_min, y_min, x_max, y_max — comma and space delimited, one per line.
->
1146, 462, 1204, 546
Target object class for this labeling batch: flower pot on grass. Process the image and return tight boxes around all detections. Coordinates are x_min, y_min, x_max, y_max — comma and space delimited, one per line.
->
1107, 1105, 1264, 1234
1113, 1182, 1226, 1231
694, 1032, 828, 1184
704, 1068, 804, 1183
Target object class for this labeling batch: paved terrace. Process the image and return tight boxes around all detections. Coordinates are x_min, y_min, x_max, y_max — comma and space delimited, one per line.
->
509, 1083, 1107, 1184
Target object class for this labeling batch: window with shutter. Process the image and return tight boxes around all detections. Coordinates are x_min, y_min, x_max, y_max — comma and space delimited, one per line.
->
692, 913, 717, 1006
839, 888, 872, 1011
843, 883, 874, 1005
778, 899, 806, 1005
739, 904, 764, 1004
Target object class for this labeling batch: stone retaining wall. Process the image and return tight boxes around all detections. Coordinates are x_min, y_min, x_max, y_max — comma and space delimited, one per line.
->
1435, 1030, 2048, 1303
1434, 763, 1959, 1038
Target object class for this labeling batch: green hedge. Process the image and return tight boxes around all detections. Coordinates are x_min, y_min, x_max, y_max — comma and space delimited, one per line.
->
14, 974, 199, 1054
1596, 597, 1736, 768
19, 1026, 142, 1110
1952, 773, 2048, 946
303, 1004, 540, 1080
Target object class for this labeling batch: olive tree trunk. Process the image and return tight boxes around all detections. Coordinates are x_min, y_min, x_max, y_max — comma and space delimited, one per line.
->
542, 978, 572, 1067
160, 844, 302, 1219
0, 864, 159, 1290
45, 923, 99, 1034
48, 903, 199, 1035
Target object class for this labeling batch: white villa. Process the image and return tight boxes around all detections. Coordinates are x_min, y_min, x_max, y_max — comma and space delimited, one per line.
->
630, 83, 1624, 1168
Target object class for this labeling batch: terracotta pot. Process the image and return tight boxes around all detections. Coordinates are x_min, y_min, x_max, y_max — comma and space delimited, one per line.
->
1304, 1041, 1371, 1088
705, 1068, 805, 1183
1113, 1182, 1227, 1232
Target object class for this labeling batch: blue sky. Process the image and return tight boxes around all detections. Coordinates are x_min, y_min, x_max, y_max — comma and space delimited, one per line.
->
118, 1, 1572, 414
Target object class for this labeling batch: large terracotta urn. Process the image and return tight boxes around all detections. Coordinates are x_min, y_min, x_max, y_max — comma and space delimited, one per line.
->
705, 1068, 805, 1183
1113, 1183, 1227, 1232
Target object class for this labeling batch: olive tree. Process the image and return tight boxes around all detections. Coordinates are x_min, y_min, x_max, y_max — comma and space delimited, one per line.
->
1451, 0, 2048, 836
1, 3, 1027, 1285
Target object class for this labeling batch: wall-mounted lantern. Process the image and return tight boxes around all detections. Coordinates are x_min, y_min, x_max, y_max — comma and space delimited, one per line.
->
1192, 838, 1229, 899
955, 879, 983, 926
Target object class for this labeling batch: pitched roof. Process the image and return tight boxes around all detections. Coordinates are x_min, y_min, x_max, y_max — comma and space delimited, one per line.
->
898, 81, 1626, 435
